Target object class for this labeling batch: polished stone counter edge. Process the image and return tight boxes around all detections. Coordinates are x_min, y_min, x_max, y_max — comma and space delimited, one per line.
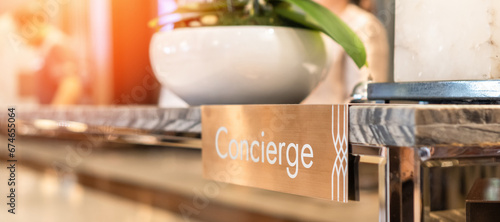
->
349, 105, 500, 147
15, 105, 500, 147
18, 106, 202, 133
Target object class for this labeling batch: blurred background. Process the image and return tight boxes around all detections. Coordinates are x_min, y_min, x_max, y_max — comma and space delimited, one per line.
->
0, 0, 395, 221
0, 0, 395, 107
1, 0, 160, 106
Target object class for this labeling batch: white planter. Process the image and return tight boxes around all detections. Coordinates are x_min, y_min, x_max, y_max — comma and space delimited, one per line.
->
150, 26, 329, 105
395, 0, 500, 82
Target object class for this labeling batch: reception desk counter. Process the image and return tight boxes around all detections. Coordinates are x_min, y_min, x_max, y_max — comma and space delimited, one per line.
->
6, 104, 500, 221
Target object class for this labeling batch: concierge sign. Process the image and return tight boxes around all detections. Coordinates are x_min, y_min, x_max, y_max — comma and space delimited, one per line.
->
202, 105, 349, 202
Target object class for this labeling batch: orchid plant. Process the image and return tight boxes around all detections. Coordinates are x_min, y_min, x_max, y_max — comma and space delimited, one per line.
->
150, 0, 367, 68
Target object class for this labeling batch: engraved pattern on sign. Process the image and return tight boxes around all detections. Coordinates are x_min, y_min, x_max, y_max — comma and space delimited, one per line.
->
332, 105, 348, 202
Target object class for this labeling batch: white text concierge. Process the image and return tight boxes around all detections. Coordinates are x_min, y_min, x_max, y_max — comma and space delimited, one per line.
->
215, 127, 314, 179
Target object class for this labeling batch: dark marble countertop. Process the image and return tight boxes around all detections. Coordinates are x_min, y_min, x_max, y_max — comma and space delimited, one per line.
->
350, 105, 500, 147
12, 104, 500, 148
17, 106, 202, 133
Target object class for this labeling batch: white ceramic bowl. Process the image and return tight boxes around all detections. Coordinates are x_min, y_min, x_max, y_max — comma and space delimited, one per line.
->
150, 26, 329, 105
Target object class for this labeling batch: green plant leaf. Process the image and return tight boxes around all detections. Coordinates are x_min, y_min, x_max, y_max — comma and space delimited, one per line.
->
273, 4, 320, 30
274, 0, 367, 68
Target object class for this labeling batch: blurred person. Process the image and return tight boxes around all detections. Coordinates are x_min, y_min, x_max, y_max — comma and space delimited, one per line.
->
0, 1, 82, 105
303, 0, 389, 104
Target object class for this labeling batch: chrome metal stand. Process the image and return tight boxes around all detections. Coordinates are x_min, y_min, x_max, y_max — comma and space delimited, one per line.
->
351, 144, 500, 222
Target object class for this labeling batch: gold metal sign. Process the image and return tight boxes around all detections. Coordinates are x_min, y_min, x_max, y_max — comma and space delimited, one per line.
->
202, 105, 349, 202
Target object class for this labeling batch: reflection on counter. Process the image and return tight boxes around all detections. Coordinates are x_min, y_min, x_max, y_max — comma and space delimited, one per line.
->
0, 135, 379, 221
0, 166, 197, 222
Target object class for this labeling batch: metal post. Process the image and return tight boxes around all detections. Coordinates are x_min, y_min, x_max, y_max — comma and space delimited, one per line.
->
386, 147, 422, 222
379, 148, 388, 222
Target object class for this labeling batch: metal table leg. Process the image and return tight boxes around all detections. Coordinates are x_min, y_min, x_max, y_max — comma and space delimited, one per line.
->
386, 147, 422, 222
352, 145, 423, 222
